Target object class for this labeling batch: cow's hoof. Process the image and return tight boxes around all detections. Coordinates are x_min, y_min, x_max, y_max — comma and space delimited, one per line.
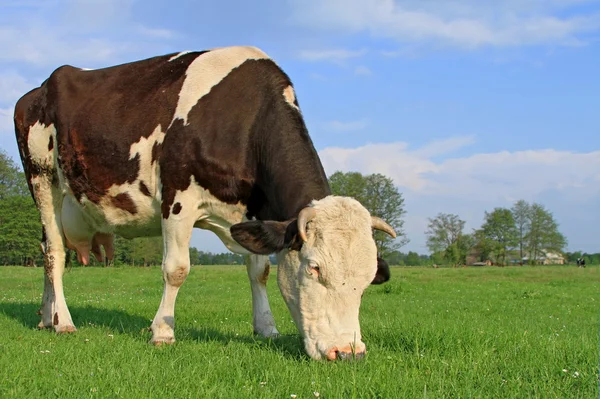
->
55, 325, 77, 334
254, 328, 280, 339
37, 320, 52, 329
150, 336, 176, 346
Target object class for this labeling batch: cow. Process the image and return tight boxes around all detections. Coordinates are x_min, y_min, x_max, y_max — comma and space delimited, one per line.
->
13, 46, 395, 361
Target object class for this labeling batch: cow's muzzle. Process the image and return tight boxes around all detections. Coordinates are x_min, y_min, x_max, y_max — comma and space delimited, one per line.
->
326, 345, 366, 361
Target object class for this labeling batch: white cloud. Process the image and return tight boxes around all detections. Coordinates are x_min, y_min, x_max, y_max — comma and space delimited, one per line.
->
327, 118, 369, 132
319, 138, 600, 198
289, 0, 600, 48
0, 0, 174, 68
298, 48, 367, 63
354, 65, 372, 75
0, 72, 33, 104
135, 25, 177, 39
318, 137, 600, 252
0, 27, 133, 67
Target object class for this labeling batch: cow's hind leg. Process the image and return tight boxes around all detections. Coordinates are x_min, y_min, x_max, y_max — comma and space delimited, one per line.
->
25, 120, 75, 333
150, 215, 194, 344
246, 254, 279, 338
31, 175, 74, 333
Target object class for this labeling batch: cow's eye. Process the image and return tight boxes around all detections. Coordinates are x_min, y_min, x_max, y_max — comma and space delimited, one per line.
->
307, 262, 321, 277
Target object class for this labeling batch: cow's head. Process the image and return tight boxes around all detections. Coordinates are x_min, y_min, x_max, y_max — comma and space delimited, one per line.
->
230, 196, 395, 360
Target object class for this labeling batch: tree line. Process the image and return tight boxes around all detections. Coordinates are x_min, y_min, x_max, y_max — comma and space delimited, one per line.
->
0, 150, 597, 266
424, 201, 567, 266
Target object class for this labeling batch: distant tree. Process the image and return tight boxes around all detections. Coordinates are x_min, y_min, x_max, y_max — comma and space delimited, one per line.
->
189, 247, 201, 265
383, 250, 405, 265
480, 208, 518, 265
425, 213, 471, 266
405, 251, 421, 266
329, 171, 408, 257
525, 203, 567, 263
0, 150, 29, 199
0, 151, 42, 265
112, 236, 163, 266
472, 228, 494, 263
0, 195, 42, 265
425, 213, 464, 253
511, 200, 531, 262
564, 251, 583, 264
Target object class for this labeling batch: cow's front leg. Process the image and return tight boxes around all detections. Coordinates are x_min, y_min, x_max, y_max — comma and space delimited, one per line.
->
246, 254, 279, 338
150, 215, 194, 345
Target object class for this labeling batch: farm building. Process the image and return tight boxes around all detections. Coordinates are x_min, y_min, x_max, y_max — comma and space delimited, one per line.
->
522, 250, 565, 265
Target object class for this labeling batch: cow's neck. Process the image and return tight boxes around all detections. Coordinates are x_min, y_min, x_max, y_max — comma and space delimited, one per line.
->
251, 109, 331, 221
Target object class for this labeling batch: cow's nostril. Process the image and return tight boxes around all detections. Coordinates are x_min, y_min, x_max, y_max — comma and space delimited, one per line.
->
326, 348, 338, 361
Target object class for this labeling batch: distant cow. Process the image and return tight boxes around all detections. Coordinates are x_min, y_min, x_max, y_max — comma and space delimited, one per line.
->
14, 46, 395, 361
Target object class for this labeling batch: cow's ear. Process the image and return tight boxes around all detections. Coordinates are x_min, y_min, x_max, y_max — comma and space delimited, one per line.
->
371, 257, 390, 285
230, 219, 302, 255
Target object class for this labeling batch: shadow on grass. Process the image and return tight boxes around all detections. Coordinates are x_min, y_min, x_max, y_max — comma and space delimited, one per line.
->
0, 301, 307, 360
182, 326, 307, 360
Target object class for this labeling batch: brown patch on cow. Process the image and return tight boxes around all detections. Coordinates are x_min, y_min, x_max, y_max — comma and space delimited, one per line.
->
139, 181, 151, 197
110, 193, 138, 214
48, 136, 54, 151
172, 202, 182, 215
259, 261, 270, 285
46, 58, 192, 204
166, 265, 189, 287
53, 312, 59, 326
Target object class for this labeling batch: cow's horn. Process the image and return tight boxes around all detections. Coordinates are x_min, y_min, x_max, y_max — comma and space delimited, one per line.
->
372, 216, 396, 238
297, 207, 317, 242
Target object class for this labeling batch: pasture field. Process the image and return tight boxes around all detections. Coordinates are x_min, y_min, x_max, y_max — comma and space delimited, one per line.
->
0, 265, 598, 398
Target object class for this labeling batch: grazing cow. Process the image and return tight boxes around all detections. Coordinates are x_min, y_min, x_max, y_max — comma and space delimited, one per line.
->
14, 46, 395, 361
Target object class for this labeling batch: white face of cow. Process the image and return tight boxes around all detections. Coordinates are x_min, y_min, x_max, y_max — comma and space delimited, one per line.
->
231, 196, 396, 360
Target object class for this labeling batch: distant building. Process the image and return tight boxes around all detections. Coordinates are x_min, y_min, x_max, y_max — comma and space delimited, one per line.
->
522, 250, 565, 265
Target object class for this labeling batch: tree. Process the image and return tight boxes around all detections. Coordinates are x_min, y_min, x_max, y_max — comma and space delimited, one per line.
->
525, 203, 567, 263
479, 208, 518, 265
0, 150, 29, 199
472, 228, 495, 263
0, 195, 42, 265
405, 251, 421, 266
328, 171, 408, 257
425, 213, 471, 266
511, 200, 531, 262
0, 151, 42, 265
113, 236, 163, 266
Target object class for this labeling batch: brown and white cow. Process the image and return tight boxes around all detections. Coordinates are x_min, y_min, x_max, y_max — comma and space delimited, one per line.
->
14, 46, 395, 361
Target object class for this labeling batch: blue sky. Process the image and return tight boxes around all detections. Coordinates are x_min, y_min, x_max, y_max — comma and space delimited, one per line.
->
1, 0, 598, 254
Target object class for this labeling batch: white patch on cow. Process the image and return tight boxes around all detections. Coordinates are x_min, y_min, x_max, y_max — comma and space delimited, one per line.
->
27, 121, 56, 167
276, 196, 377, 360
128, 124, 165, 192
168, 51, 192, 62
171, 46, 270, 126
80, 68, 95, 71
167, 175, 249, 253
283, 85, 299, 111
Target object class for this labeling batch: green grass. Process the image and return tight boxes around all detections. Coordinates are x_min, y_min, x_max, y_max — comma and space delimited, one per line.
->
0, 265, 598, 398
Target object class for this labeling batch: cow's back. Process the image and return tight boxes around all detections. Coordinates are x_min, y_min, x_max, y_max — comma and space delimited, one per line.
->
15, 46, 324, 240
